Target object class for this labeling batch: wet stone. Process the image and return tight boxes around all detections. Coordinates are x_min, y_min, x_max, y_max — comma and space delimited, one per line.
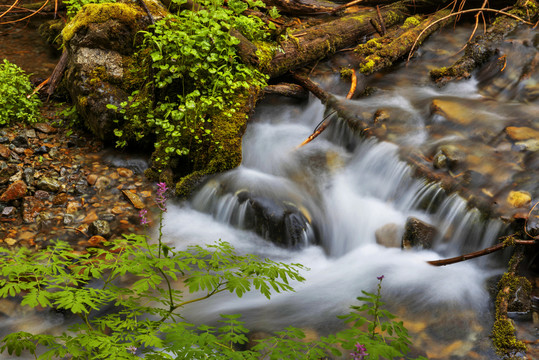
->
0, 180, 27, 202
22, 196, 44, 223
507, 190, 532, 208
34, 145, 49, 154
25, 129, 36, 138
0, 137, 8, 144
99, 213, 115, 222
375, 223, 403, 248
52, 192, 68, 205
1, 206, 15, 216
95, 176, 111, 192
11, 135, 28, 148
23, 167, 35, 186
402, 217, 437, 250
0, 144, 10, 159
89, 220, 111, 237
33, 123, 57, 134
37, 176, 61, 192
63, 213, 75, 226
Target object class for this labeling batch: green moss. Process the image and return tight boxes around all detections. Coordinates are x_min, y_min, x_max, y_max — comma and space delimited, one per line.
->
403, 16, 421, 28
492, 251, 531, 357
359, 58, 379, 74
174, 90, 257, 197
62, 3, 143, 43
254, 41, 278, 71
340, 67, 354, 79
492, 318, 526, 355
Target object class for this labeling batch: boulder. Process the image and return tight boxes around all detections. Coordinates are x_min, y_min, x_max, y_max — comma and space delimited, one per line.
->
401, 217, 437, 250
62, 2, 167, 142
375, 223, 403, 248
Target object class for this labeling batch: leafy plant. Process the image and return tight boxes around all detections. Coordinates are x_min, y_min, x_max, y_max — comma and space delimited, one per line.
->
109, 0, 270, 169
0, 183, 424, 359
0, 59, 41, 126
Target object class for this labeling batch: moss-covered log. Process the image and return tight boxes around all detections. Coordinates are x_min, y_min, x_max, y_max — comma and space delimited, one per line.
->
355, 9, 452, 74
261, 0, 339, 15
257, 1, 408, 77
492, 247, 531, 357
430, 0, 539, 84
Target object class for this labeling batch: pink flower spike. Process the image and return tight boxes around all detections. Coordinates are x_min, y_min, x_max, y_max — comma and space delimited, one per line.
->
139, 208, 149, 225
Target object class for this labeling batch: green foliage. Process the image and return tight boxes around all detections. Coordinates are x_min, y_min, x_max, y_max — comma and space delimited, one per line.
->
0, 187, 423, 359
110, 0, 269, 169
0, 59, 41, 126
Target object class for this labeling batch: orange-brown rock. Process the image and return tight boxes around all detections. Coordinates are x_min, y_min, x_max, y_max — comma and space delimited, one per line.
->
22, 196, 44, 223
0, 180, 27, 202
122, 190, 145, 209
0, 144, 10, 159
88, 235, 106, 246
505, 126, 539, 141
52, 192, 69, 205
117, 167, 134, 177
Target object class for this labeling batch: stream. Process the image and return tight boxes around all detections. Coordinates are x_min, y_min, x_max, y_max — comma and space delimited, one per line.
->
158, 26, 539, 359
1, 15, 538, 360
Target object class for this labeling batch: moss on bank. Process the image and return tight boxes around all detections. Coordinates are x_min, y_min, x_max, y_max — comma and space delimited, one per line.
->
62, 3, 144, 43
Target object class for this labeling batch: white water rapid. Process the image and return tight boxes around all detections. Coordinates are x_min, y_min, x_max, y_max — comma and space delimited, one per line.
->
162, 86, 507, 358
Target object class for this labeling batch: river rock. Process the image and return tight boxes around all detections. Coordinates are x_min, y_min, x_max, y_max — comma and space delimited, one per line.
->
52, 192, 68, 205
505, 126, 539, 141
0, 180, 27, 202
0, 144, 10, 159
375, 223, 403, 248
402, 217, 437, 250
22, 197, 44, 224
88, 220, 111, 237
63, 2, 166, 142
11, 135, 28, 148
33, 123, 57, 134
122, 190, 145, 209
506, 190, 531, 208
432, 144, 465, 170
37, 177, 61, 192
95, 176, 112, 192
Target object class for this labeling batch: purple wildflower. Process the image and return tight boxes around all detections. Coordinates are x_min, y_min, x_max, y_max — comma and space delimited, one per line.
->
139, 208, 149, 225
155, 182, 168, 212
377, 275, 384, 281
350, 343, 368, 360
126, 346, 137, 355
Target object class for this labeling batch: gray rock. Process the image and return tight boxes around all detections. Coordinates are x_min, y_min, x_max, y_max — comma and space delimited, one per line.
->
402, 217, 437, 250
63, 214, 75, 226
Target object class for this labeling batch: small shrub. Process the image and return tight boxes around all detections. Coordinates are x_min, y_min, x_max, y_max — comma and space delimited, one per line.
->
0, 59, 41, 126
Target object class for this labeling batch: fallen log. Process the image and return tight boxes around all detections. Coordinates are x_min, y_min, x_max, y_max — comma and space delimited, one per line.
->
256, 1, 408, 77
429, 0, 539, 84
492, 246, 531, 356
261, 0, 339, 15
355, 8, 452, 74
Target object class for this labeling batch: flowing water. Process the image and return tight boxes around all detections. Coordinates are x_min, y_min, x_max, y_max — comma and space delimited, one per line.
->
1, 18, 538, 359
158, 26, 539, 359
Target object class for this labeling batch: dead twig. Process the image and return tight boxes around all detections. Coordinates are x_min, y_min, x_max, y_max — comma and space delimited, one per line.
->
427, 238, 536, 266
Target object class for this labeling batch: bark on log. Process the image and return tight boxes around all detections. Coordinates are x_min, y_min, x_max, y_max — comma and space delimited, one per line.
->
430, 0, 539, 84
257, 1, 408, 78
262, 0, 339, 15
355, 8, 451, 74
